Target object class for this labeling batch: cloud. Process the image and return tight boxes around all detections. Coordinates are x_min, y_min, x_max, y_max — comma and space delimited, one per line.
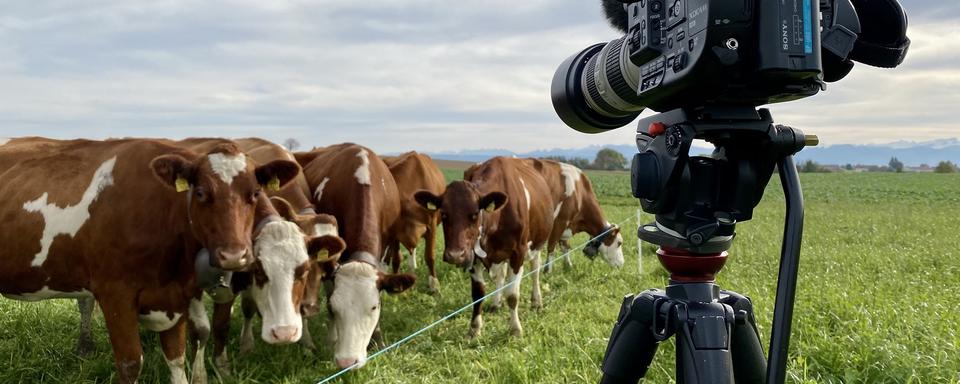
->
0, 1, 955, 153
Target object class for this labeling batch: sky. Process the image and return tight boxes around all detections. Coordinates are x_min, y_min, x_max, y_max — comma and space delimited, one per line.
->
0, 1, 957, 154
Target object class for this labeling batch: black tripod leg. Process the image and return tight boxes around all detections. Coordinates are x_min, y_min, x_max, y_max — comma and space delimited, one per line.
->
674, 302, 735, 384
721, 291, 766, 383
600, 291, 663, 384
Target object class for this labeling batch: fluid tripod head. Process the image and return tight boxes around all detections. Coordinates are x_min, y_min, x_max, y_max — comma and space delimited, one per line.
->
629, 106, 817, 254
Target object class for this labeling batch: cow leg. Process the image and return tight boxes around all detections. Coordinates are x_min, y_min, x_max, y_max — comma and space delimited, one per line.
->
299, 317, 317, 352
467, 265, 486, 340
99, 296, 143, 384
406, 244, 418, 271
385, 239, 402, 273
506, 259, 525, 338
187, 299, 210, 384
211, 301, 233, 378
76, 297, 96, 356
561, 231, 574, 270
324, 280, 339, 348
238, 292, 257, 355
425, 221, 440, 294
529, 248, 543, 310
159, 319, 189, 384
487, 262, 507, 312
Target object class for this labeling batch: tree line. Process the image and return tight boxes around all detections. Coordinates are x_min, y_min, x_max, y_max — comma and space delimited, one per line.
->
799, 157, 958, 173
542, 148, 628, 170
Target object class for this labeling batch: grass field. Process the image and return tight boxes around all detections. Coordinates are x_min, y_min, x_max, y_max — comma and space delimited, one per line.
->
1, 172, 958, 383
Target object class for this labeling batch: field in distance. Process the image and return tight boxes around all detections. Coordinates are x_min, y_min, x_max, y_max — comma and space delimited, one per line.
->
0, 172, 957, 383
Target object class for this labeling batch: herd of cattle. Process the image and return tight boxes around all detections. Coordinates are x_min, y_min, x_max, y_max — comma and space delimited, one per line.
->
0, 137, 624, 384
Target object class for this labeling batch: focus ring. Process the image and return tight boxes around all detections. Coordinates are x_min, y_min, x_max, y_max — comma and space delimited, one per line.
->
605, 38, 643, 104
583, 54, 628, 117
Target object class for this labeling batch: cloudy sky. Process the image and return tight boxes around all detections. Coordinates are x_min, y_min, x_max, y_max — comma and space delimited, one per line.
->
0, 1, 956, 153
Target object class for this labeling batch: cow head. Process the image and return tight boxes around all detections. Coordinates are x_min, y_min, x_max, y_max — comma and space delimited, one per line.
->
150, 144, 300, 270
415, 181, 507, 268
244, 219, 345, 344
326, 256, 415, 369
270, 196, 343, 317
598, 224, 624, 268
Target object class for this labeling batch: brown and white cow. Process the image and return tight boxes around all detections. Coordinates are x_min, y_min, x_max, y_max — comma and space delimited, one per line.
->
415, 156, 553, 339
382, 151, 446, 293
173, 138, 347, 376
0, 138, 301, 384
523, 158, 624, 271
295, 143, 416, 369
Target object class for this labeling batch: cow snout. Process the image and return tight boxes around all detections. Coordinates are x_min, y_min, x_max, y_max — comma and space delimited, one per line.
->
270, 326, 299, 343
301, 302, 321, 318
444, 249, 466, 264
216, 247, 251, 270
336, 357, 359, 369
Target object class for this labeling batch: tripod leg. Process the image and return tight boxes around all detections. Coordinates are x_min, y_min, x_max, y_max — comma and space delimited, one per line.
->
721, 291, 767, 384
674, 301, 735, 384
600, 291, 663, 384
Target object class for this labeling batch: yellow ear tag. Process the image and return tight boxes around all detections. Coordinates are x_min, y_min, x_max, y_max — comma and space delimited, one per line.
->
175, 177, 190, 193
267, 176, 281, 192
485, 202, 496, 213
317, 249, 330, 261
426, 202, 437, 211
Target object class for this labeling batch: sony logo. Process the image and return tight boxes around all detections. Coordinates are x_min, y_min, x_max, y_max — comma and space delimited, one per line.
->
781, 21, 789, 50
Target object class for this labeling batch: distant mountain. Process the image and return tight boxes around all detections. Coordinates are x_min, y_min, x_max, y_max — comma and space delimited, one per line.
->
423, 139, 960, 167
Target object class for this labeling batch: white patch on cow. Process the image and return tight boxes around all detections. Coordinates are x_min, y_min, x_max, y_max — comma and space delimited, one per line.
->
166, 355, 188, 384
314, 177, 331, 202
0, 138, 9, 146
561, 228, 573, 240
558, 163, 582, 197
599, 222, 625, 268
251, 220, 307, 344
139, 311, 183, 332
506, 264, 524, 335
553, 203, 563, 219
329, 259, 380, 368
354, 149, 372, 185
23, 156, 117, 267
207, 152, 247, 185
313, 223, 338, 237
489, 262, 507, 309
518, 177, 531, 211
2, 286, 92, 301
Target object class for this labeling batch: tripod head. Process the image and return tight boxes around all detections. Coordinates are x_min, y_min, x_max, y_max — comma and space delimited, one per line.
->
630, 106, 817, 254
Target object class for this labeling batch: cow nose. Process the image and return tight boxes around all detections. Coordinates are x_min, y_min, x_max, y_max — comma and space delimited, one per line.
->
336, 357, 359, 369
217, 247, 251, 270
444, 249, 465, 263
270, 326, 299, 343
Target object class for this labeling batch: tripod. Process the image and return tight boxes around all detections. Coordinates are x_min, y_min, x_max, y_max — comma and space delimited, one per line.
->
600, 106, 815, 384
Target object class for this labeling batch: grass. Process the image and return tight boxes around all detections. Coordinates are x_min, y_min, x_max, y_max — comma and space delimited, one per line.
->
1, 172, 958, 383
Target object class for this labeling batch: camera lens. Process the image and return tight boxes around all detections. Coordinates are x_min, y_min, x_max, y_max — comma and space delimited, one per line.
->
551, 39, 645, 133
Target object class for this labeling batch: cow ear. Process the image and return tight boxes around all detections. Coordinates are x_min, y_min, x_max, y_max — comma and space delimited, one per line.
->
255, 160, 301, 190
293, 151, 319, 167
479, 192, 508, 213
151, 155, 196, 192
414, 190, 442, 212
377, 273, 416, 294
307, 235, 346, 261
270, 196, 299, 222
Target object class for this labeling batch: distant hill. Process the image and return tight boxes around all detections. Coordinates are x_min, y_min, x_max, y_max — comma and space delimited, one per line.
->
423, 139, 960, 167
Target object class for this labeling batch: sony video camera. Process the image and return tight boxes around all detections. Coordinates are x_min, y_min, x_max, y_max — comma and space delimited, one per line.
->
551, 0, 911, 133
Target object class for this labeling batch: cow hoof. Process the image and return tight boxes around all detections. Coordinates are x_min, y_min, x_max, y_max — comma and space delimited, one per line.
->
510, 328, 523, 338
238, 340, 254, 356
191, 370, 208, 384
466, 328, 481, 340
214, 358, 232, 379
531, 301, 543, 311
75, 339, 96, 357
427, 276, 440, 295
544, 263, 553, 274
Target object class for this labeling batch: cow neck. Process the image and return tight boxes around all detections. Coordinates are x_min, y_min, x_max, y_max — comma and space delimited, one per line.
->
253, 194, 284, 238
342, 187, 382, 260
341, 251, 381, 270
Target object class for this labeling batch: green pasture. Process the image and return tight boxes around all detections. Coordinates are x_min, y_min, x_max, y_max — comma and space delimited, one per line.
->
1, 172, 958, 383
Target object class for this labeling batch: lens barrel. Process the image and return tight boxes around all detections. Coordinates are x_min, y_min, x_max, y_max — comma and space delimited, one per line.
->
551, 40, 645, 133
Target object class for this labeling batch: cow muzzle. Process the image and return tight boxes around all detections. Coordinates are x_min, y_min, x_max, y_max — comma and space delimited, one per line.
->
443, 249, 473, 268
214, 246, 252, 270
268, 325, 300, 344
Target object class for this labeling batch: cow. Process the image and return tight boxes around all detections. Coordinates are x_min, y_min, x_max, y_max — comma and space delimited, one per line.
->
172, 138, 347, 376
294, 143, 416, 369
414, 156, 553, 339
523, 158, 624, 272
0, 138, 304, 384
382, 151, 446, 293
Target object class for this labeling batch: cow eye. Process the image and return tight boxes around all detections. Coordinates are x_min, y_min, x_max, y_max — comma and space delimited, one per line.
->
251, 189, 262, 203
195, 188, 207, 202
371, 305, 378, 311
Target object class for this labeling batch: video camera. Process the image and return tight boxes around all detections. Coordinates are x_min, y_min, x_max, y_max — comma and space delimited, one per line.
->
551, 0, 910, 133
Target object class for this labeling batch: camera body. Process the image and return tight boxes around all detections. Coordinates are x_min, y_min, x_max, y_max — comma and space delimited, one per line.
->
552, 0, 909, 133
